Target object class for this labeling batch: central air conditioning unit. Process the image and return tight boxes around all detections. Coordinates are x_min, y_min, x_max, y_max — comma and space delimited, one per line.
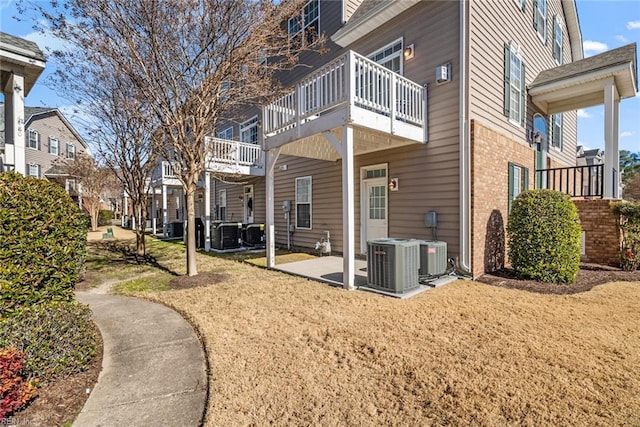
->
367, 238, 420, 293
418, 240, 448, 276
243, 223, 265, 247
212, 222, 242, 250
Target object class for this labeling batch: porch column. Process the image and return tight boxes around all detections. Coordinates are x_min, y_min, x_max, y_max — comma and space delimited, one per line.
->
123, 193, 128, 227
152, 190, 157, 235
603, 80, 620, 198
162, 185, 168, 237
266, 147, 281, 268
204, 172, 211, 251
342, 125, 355, 290
3, 73, 26, 175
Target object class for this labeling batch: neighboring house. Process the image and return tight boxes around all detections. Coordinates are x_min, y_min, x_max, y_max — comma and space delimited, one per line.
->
0, 32, 46, 175
0, 104, 90, 201
154, 0, 636, 286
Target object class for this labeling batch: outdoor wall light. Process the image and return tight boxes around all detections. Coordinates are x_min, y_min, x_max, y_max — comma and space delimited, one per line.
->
403, 44, 415, 60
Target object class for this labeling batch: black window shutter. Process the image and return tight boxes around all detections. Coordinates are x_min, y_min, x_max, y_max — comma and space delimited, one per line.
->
504, 43, 511, 117
533, 0, 538, 29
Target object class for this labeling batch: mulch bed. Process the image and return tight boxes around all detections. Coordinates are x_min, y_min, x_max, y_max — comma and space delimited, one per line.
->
477, 264, 640, 294
168, 272, 231, 289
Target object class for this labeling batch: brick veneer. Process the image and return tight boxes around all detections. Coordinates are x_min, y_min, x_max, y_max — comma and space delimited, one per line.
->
573, 199, 620, 266
470, 120, 536, 277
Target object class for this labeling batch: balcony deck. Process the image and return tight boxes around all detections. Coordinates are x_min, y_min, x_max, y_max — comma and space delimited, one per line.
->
262, 50, 427, 159
205, 137, 264, 176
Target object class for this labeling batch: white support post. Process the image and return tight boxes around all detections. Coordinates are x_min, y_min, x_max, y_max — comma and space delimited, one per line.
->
342, 125, 355, 290
204, 172, 211, 251
162, 185, 168, 237
4, 73, 26, 175
603, 80, 620, 199
390, 73, 397, 135
151, 189, 157, 235
266, 147, 282, 268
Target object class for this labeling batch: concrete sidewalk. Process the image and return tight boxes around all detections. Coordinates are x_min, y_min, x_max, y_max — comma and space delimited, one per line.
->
74, 293, 207, 426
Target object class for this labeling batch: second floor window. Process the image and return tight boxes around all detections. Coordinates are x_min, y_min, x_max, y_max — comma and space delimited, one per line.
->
288, 0, 319, 42
504, 43, 526, 127
240, 116, 258, 144
49, 137, 59, 155
67, 143, 76, 159
552, 113, 563, 150
218, 127, 233, 140
534, 0, 547, 43
553, 16, 563, 65
28, 130, 39, 149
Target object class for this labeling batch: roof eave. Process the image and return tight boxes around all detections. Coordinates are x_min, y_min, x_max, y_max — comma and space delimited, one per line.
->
331, 0, 420, 47
562, 0, 583, 61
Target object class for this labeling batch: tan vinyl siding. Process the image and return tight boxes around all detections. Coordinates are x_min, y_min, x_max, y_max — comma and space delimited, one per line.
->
213, 177, 266, 223
266, 1, 461, 258
24, 113, 86, 177
468, 0, 577, 168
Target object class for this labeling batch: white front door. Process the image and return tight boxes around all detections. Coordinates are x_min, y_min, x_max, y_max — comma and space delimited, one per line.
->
363, 178, 388, 252
243, 185, 254, 223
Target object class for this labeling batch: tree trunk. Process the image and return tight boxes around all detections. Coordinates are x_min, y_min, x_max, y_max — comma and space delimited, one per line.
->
132, 199, 147, 258
90, 205, 99, 231
185, 184, 198, 276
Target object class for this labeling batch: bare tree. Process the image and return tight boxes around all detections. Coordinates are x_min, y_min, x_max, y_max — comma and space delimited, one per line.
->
29, 0, 321, 276
57, 153, 117, 231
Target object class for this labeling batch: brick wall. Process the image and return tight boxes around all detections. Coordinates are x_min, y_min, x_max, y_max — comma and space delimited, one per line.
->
574, 199, 620, 266
470, 120, 536, 277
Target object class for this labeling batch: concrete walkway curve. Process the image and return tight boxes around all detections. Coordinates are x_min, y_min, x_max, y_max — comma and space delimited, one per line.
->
74, 293, 207, 426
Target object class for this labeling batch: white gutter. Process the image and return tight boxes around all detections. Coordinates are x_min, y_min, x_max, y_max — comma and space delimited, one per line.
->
459, 0, 471, 274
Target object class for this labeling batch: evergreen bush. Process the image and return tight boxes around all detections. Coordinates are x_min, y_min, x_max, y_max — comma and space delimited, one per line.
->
98, 209, 114, 226
507, 189, 582, 284
0, 172, 88, 315
0, 301, 97, 379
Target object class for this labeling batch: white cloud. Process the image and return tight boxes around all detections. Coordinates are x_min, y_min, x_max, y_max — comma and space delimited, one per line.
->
21, 23, 71, 56
0, 0, 12, 11
577, 109, 592, 118
627, 20, 640, 30
620, 131, 636, 138
583, 40, 608, 57
616, 35, 629, 43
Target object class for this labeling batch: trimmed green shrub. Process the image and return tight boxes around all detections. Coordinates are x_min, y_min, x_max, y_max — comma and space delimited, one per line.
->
0, 172, 88, 315
0, 301, 97, 379
507, 189, 582, 284
0, 346, 38, 418
98, 209, 114, 226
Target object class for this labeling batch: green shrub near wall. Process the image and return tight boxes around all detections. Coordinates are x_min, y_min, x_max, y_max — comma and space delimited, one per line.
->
0, 172, 88, 315
507, 189, 582, 284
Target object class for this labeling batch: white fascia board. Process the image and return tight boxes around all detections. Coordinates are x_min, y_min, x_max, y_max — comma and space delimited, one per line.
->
331, 0, 420, 47
562, 0, 583, 61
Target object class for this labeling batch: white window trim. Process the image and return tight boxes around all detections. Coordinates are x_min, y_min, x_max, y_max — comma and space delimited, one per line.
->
552, 113, 563, 151
218, 127, 233, 140
67, 143, 76, 159
513, 0, 525, 10
28, 163, 40, 178
553, 15, 563, 65
367, 37, 404, 75
295, 176, 312, 230
49, 136, 59, 155
288, 0, 320, 39
508, 44, 524, 127
28, 129, 39, 150
535, 0, 547, 43
240, 116, 259, 144
219, 189, 227, 221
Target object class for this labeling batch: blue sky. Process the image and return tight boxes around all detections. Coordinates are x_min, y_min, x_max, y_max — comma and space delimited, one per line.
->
1, 0, 639, 153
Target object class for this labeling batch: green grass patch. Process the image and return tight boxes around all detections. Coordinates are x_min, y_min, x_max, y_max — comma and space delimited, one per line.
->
114, 276, 171, 294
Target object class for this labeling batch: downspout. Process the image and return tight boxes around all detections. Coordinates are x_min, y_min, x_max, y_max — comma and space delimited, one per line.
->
459, 0, 472, 274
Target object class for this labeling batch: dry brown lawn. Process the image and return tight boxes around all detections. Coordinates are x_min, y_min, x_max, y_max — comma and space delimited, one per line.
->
140, 258, 640, 426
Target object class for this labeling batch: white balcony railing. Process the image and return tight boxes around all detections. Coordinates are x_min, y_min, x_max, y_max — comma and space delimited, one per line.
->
205, 137, 264, 170
263, 50, 426, 139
